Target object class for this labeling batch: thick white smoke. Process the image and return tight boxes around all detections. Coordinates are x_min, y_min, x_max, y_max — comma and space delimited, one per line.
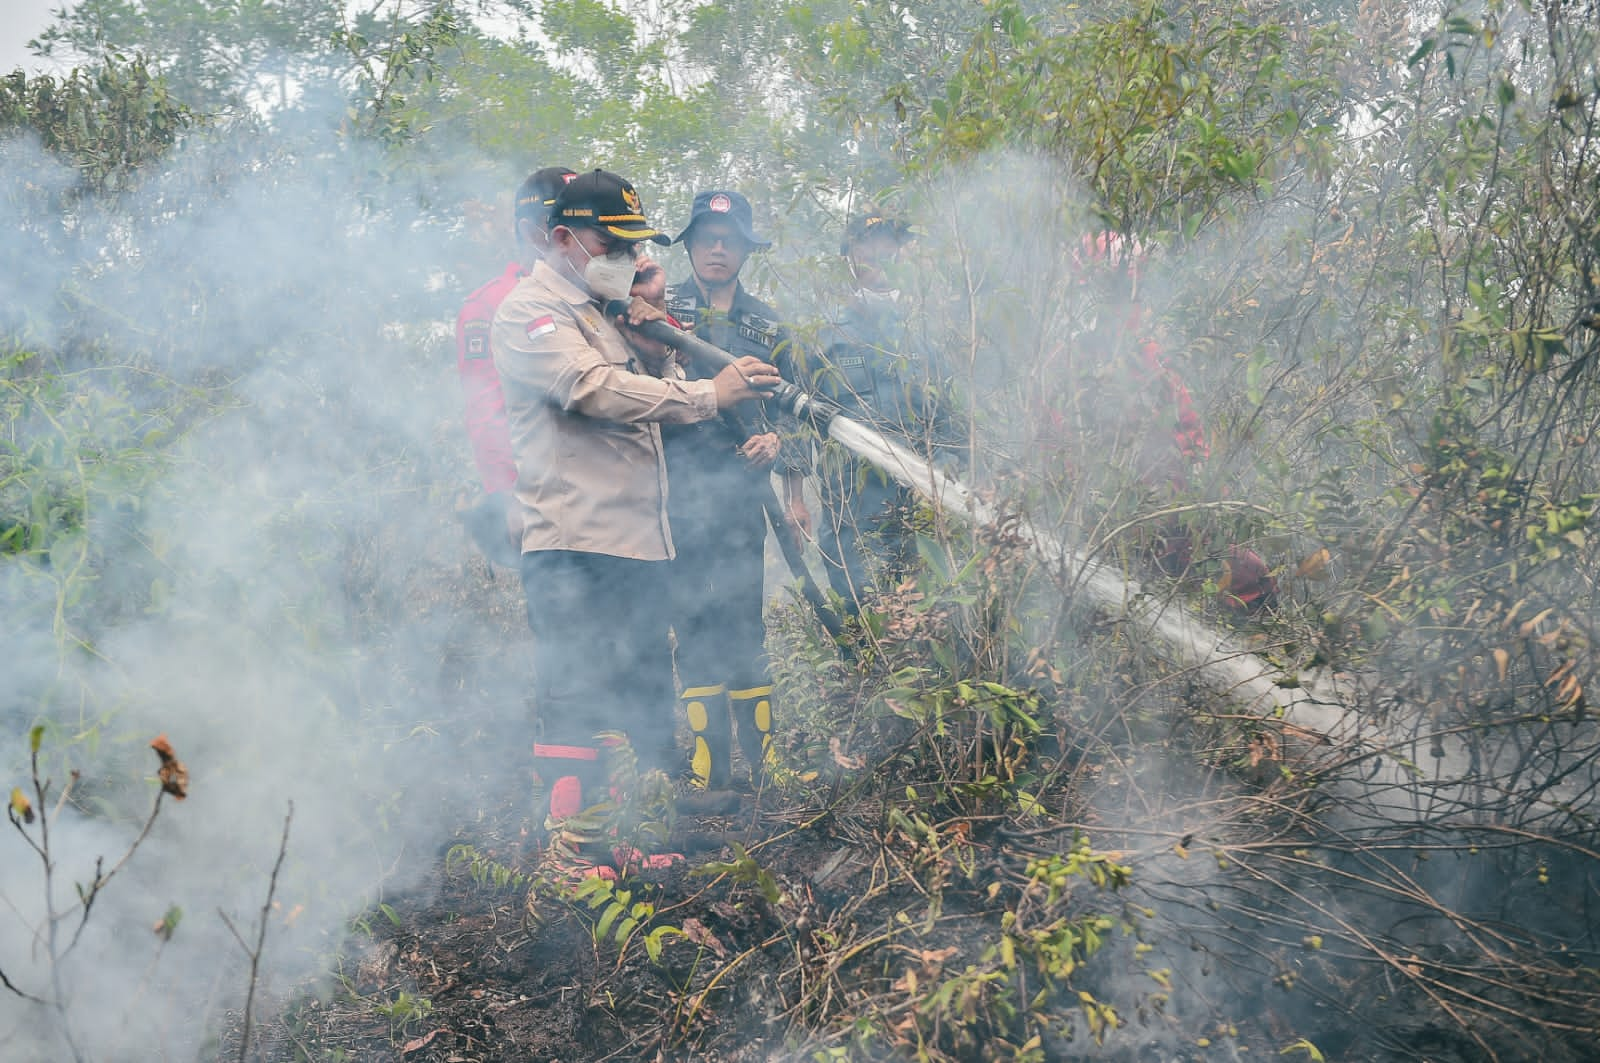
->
0, 102, 530, 1059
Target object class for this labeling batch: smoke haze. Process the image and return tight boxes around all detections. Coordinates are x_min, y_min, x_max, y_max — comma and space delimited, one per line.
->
0, 103, 533, 1058
5, 5, 1600, 1054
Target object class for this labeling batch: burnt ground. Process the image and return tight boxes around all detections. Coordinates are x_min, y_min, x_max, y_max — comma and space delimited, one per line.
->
228, 671, 1260, 1063
230, 694, 1584, 1063
297, 825, 862, 1062
224, 555, 1185, 1063
223, 547, 1599, 1063
239, 776, 1142, 1063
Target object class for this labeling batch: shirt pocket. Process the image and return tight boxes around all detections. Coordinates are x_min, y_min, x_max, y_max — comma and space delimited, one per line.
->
599, 331, 635, 371
834, 353, 876, 402
574, 307, 636, 371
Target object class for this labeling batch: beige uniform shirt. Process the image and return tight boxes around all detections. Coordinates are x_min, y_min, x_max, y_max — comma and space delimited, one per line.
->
491, 260, 718, 560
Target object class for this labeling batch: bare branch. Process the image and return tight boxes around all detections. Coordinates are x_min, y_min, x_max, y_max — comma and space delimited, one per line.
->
233, 801, 293, 1063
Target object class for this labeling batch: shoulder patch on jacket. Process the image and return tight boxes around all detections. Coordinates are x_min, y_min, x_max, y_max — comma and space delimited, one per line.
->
526, 315, 556, 339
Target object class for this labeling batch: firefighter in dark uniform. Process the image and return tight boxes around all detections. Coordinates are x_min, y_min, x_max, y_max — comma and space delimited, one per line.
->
798, 211, 964, 618
663, 189, 801, 790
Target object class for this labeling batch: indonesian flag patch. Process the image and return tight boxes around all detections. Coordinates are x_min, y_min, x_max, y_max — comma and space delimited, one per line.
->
525, 315, 556, 339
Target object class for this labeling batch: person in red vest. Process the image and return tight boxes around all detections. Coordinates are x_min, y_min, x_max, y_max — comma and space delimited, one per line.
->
455, 167, 579, 566
1047, 231, 1274, 614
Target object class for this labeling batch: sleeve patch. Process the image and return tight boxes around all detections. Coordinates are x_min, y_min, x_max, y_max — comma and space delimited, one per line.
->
526, 315, 557, 339
463, 321, 490, 359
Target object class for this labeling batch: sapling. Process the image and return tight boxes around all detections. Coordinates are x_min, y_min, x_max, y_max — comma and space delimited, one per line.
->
4, 726, 188, 1062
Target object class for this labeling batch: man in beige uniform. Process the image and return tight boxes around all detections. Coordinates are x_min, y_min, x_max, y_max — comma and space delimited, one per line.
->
491, 169, 780, 830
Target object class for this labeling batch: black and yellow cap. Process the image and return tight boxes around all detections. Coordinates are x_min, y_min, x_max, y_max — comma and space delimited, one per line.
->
514, 166, 577, 227
551, 168, 671, 245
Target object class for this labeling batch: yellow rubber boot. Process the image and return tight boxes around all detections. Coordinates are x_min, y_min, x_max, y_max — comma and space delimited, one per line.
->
681, 684, 731, 790
729, 684, 776, 784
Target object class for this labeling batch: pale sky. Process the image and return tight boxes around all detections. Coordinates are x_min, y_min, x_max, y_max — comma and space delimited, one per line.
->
2, 0, 69, 75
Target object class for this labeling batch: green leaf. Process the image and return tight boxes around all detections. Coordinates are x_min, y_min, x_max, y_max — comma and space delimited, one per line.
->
154, 904, 183, 941
596, 901, 622, 942
571, 876, 611, 903
915, 534, 950, 582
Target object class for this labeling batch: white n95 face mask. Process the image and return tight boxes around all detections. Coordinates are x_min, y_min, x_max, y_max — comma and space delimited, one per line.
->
575, 240, 639, 303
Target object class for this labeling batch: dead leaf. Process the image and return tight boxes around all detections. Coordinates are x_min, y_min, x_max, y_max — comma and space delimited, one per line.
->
9, 787, 33, 824
681, 917, 728, 959
1535, 621, 1567, 647
150, 734, 188, 800
1295, 547, 1332, 581
1519, 607, 1555, 637
916, 945, 959, 975
402, 1028, 449, 1054
1493, 648, 1510, 683
828, 737, 865, 771
1248, 733, 1280, 769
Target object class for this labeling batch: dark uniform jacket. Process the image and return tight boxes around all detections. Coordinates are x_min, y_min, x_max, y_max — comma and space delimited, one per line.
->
662, 280, 798, 534
799, 291, 964, 512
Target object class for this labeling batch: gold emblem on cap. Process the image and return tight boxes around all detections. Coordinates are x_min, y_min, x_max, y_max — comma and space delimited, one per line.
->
622, 186, 642, 213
